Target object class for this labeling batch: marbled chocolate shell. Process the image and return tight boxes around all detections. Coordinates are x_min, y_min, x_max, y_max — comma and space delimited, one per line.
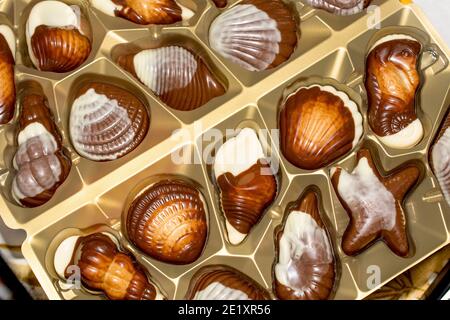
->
274, 190, 336, 300
126, 179, 208, 264
12, 81, 71, 208
54, 233, 164, 300
185, 265, 270, 300
304, 0, 371, 16
214, 128, 277, 245
365, 35, 423, 149
431, 111, 450, 206
26, 1, 92, 72
0, 25, 16, 124
91, 0, 194, 25
117, 46, 225, 111
280, 84, 363, 170
209, 0, 297, 72
70, 82, 149, 161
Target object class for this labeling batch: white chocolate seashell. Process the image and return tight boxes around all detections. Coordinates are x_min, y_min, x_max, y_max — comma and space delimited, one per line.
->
432, 127, 450, 206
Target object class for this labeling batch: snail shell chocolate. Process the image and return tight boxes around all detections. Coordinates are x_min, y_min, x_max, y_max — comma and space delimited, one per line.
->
0, 25, 15, 124
214, 128, 277, 245
126, 179, 208, 264
365, 34, 423, 149
304, 0, 372, 16
212, 0, 227, 8
431, 111, 450, 207
91, 0, 194, 25
331, 148, 420, 257
117, 46, 225, 111
209, 0, 298, 72
53, 233, 164, 300
70, 82, 150, 162
26, 1, 92, 72
274, 190, 336, 300
12, 81, 72, 208
185, 265, 270, 300
280, 84, 363, 170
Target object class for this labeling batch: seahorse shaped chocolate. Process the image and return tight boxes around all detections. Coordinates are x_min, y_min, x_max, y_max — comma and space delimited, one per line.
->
0, 24, 16, 124
11, 81, 71, 208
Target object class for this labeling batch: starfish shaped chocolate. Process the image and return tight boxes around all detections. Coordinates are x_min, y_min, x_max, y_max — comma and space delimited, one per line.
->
330, 148, 420, 257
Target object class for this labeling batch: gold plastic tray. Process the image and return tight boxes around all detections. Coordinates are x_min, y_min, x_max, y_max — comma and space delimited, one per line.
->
0, 0, 449, 300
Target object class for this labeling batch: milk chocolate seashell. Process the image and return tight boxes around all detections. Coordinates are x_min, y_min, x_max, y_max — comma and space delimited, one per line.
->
303, 0, 372, 16
26, 1, 92, 72
209, 0, 297, 72
12, 81, 71, 208
126, 179, 208, 264
117, 46, 225, 111
214, 128, 277, 245
0, 25, 15, 124
431, 110, 450, 207
70, 82, 150, 161
185, 265, 270, 300
365, 35, 423, 149
331, 148, 420, 257
280, 85, 363, 170
91, 0, 194, 25
53, 233, 164, 300
274, 190, 337, 300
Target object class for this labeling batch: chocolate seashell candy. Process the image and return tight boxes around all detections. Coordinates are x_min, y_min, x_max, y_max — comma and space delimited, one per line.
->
0, 24, 15, 124
303, 0, 372, 16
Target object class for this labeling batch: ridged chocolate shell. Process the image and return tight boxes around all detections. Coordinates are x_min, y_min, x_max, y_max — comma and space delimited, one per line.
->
0, 30, 15, 124
431, 110, 450, 206
65, 233, 161, 300
117, 46, 225, 111
273, 190, 336, 300
209, 0, 297, 72
30, 25, 91, 73
304, 0, 371, 16
365, 36, 423, 149
126, 179, 208, 264
12, 81, 71, 208
280, 85, 363, 170
185, 265, 270, 300
70, 82, 149, 162
109, 0, 183, 24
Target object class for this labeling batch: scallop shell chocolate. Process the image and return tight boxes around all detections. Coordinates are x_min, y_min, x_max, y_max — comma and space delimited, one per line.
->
365, 34, 423, 149
431, 110, 450, 207
53, 232, 164, 300
12, 81, 72, 208
303, 0, 372, 16
279, 84, 363, 170
70, 82, 150, 162
117, 45, 225, 111
26, 1, 92, 73
274, 189, 337, 300
126, 179, 208, 265
209, 0, 298, 72
213, 128, 277, 245
0, 24, 15, 125
185, 265, 270, 300
90, 0, 194, 25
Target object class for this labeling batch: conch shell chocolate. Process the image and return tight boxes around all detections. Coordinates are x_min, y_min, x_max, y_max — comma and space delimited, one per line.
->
90, 0, 194, 25
213, 128, 277, 245
209, 0, 298, 72
26, 1, 92, 72
431, 109, 450, 207
53, 232, 164, 300
365, 34, 423, 149
331, 148, 420, 257
12, 81, 71, 208
280, 84, 363, 170
0, 25, 15, 124
274, 189, 337, 300
185, 265, 270, 300
126, 179, 208, 264
117, 45, 225, 111
303, 0, 372, 16
69, 82, 150, 162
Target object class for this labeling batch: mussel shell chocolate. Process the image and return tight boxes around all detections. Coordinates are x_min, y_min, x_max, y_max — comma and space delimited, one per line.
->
126, 179, 208, 264
0, 25, 15, 124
